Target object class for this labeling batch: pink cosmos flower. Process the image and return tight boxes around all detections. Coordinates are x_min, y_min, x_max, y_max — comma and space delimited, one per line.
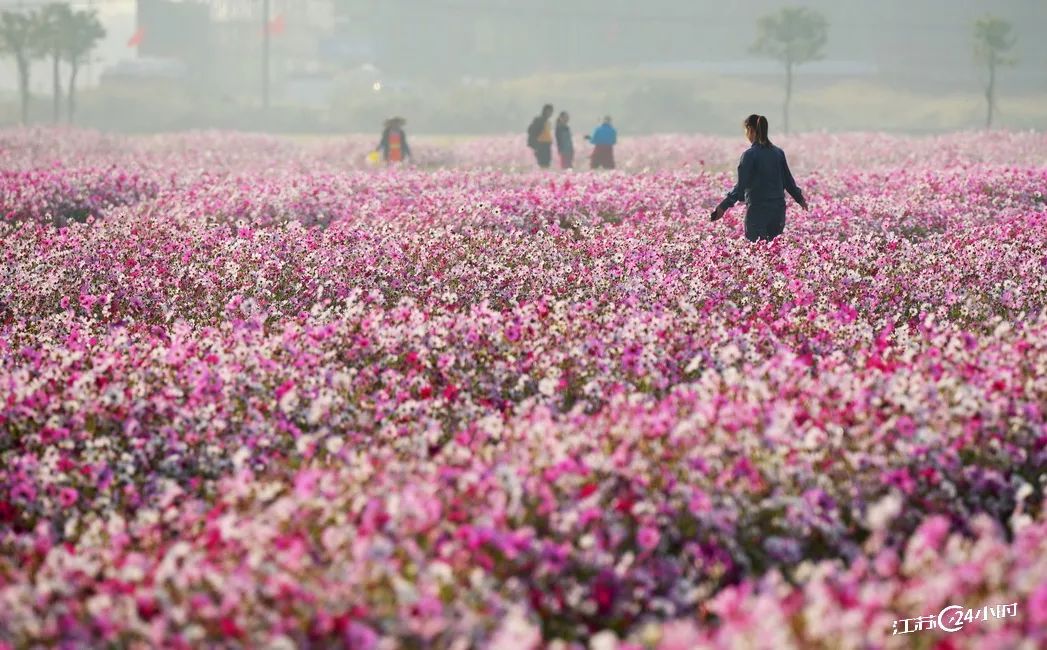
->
1028, 582, 1047, 626
656, 621, 702, 650
637, 525, 660, 551
57, 487, 78, 508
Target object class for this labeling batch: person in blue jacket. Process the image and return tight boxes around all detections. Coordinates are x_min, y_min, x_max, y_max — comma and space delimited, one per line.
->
711, 114, 808, 242
585, 116, 617, 169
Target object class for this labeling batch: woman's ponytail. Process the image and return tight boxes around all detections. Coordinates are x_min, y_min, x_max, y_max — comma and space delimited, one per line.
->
745, 114, 772, 147
757, 115, 771, 146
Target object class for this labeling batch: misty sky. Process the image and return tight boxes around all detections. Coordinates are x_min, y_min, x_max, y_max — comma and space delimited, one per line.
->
0, 1, 1043, 90
0, 0, 1044, 133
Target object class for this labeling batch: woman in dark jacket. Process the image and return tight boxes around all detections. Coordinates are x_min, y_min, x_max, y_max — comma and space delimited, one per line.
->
711, 114, 807, 241
555, 112, 574, 169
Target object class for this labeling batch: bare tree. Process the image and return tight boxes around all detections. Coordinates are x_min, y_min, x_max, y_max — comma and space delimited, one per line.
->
750, 7, 828, 135
63, 8, 106, 124
38, 3, 75, 124
973, 16, 1016, 130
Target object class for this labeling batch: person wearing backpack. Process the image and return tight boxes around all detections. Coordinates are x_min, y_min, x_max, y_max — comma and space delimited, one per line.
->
527, 104, 555, 169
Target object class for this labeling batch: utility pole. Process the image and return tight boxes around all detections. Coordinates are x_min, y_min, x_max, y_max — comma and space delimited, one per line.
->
262, 0, 270, 110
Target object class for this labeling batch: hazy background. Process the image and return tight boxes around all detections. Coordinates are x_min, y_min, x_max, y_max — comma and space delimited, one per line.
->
1, 0, 1045, 134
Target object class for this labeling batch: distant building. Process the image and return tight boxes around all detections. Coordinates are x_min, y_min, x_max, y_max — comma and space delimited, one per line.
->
134, 0, 337, 97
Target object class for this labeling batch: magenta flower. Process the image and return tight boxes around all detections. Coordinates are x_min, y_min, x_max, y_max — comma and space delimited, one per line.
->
637, 525, 661, 551
57, 487, 78, 508
1028, 582, 1047, 627
0, 129, 1045, 648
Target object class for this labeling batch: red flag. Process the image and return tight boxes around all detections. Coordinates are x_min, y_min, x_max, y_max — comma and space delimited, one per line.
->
127, 27, 145, 48
267, 14, 286, 35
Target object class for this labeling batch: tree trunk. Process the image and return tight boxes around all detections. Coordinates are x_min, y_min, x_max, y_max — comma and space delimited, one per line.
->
985, 57, 996, 130
17, 56, 30, 125
262, 0, 271, 110
784, 61, 793, 135
52, 52, 61, 124
67, 64, 79, 124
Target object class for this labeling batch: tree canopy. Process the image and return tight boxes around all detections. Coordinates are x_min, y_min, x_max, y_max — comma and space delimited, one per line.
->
974, 16, 1016, 67
0, 3, 106, 124
751, 7, 828, 66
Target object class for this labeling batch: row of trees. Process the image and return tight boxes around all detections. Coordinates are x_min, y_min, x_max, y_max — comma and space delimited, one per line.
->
751, 8, 1018, 132
0, 3, 106, 125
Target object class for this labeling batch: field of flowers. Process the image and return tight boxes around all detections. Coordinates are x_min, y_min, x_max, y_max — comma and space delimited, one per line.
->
1, 128, 1046, 649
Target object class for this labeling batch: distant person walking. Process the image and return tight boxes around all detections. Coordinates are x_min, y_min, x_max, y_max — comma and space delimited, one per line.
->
711, 114, 808, 242
527, 104, 555, 169
586, 116, 617, 170
555, 111, 574, 169
377, 117, 411, 164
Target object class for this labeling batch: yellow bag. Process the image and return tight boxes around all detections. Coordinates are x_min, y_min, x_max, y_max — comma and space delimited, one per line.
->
366, 150, 381, 165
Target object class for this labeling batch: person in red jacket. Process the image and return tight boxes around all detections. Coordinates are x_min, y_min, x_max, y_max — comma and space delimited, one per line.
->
377, 117, 411, 164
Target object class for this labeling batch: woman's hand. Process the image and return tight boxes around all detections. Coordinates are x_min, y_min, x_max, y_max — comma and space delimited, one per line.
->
798, 199, 809, 211
710, 206, 725, 222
